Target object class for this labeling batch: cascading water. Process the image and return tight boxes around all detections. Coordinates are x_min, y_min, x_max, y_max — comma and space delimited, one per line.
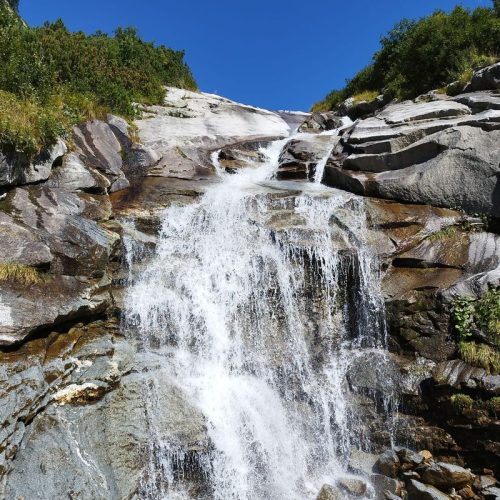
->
124, 125, 394, 499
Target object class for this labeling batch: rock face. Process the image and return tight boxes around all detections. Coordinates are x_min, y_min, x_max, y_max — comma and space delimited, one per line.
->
321, 65, 500, 218
0, 64, 499, 498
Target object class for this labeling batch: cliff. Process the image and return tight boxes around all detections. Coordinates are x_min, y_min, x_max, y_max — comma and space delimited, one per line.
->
0, 63, 498, 498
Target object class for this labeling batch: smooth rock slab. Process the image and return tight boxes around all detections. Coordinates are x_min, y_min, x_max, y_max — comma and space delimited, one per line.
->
326, 126, 500, 218
376, 100, 471, 124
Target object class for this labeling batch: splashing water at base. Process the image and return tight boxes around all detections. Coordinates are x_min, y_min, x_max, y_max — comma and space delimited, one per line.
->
125, 130, 391, 499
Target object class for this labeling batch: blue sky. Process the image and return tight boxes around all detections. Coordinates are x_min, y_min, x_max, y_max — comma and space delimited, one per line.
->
21, 0, 492, 111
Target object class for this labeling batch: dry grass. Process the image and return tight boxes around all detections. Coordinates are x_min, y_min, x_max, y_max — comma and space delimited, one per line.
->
0, 263, 44, 285
459, 341, 500, 374
352, 90, 379, 104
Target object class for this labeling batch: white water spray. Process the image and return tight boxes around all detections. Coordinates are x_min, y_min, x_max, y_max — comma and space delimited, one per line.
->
125, 124, 391, 499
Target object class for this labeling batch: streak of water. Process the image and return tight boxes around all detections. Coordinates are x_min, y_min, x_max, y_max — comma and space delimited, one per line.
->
125, 125, 391, 499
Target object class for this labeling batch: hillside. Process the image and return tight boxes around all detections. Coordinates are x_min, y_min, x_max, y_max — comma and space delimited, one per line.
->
0, 1, 196, 157
313, 2, 500, 112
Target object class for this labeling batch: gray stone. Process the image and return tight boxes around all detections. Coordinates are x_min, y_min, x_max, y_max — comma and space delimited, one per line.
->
348, 448, 379, 475
396, 447, 424, 467
374, 450, 400, 478
0, 275, 111, 345
0, 139, 67, 188
317, 484, 342, 500
433, 360, 493, 393
46, 152, 110, 193
276, 135, 339, 180
376, 100, 471, 124
370, 473, 402, 497
326, 126, 500, 218
339, 94, 388, 119
0, 212, 53, 266
421, 462, 475, 490
483, 486, 500, 499
464, 62, 500, 92
407, 479, 450, 500
347, 351, 400, 394
454, 91, 500, 111
1, 333, 208, 499
298, 112, 343, 133
337, 477, 368, 496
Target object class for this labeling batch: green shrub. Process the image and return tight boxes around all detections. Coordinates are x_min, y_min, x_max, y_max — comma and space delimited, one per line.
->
450, 393, 474, 412
314, 2, 500, 110
0, 9, 197, 155
451, 289, 500, 374
476, 289, 500, 344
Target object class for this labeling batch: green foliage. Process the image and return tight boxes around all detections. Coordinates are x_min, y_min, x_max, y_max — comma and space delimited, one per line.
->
0, 11, 196, 155
487, 396, 500, 415
311, 89, 345, 113
451, 296, 476, 342
475, 289, 500, 344
314, 2, 500, 110
451, 289, 500, 342
450, 393, 474, 412
451, 289, 500, 374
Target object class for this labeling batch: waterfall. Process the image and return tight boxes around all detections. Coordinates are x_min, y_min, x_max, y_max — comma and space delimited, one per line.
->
124, 129, 393, 499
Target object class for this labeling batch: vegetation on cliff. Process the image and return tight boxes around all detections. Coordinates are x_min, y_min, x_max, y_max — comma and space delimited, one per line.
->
313, 2, 500, 112
0, 2, 196, 156
452, 289, 500, 374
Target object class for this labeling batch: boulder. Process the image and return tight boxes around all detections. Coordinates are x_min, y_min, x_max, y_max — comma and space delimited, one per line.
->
348, 448, 378, 475
316, 484, 342, 500
421, 462, 475, 490
433, 360, 499, 394
370, 473, 402, 497
374, 450, 400, 478
464, 62, 500, 92
339, 94, 388, 120
347, 351, 400, 394
0, 212, 53, 267
73, 120, 130, 192
276, 135, 339, 180
0, 275, 111, 345
46, 152, 110, 193
407, 479, 450, 500
298, 112, 343, 133
0, 139, 66, 188
483, 486, 500, 499
337, 477, 368, 497
396, 447, 424, 468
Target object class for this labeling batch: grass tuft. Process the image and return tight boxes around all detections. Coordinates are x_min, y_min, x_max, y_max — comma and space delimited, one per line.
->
352, 90, 379, 104
0, 263, 44, 285
450, 393, 474, 412
458, 341, 500, 374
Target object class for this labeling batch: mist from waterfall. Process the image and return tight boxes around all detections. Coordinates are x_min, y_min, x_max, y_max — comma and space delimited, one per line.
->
124, 127, 393, 499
